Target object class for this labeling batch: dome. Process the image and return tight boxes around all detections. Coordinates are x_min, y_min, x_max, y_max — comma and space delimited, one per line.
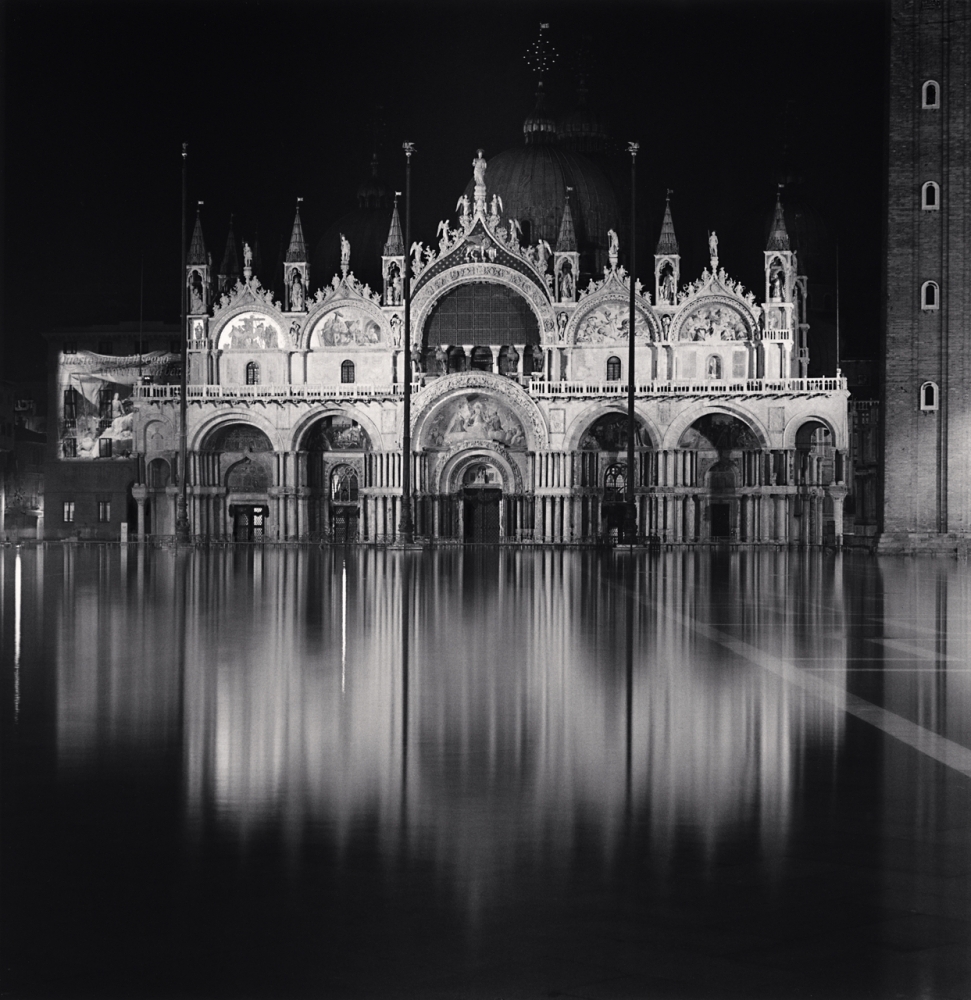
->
465, 144, 620, 275
312, 204, 394, 297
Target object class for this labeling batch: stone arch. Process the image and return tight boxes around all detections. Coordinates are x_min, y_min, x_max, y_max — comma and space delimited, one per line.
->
565, 401, 660, 452
211, 307, 287, 352
782, 414, 841, 450
670, 296, 754, 343
146, 457, 171, 488
435, 443, 523, 496
303, 297, 388, 350
662, 402, 768, 451
190, 411, 282, 453
140, 417, 168, 454
412, 265, 556, 346
225, 456, 271, 493
411, 371, 549, 452
289, 405, 382, 453
569, 296, 660, 345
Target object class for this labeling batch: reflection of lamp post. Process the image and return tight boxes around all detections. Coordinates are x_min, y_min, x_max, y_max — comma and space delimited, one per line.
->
176, 142, 191, 543
398, 142, 416, 544
623, 141, 639, 545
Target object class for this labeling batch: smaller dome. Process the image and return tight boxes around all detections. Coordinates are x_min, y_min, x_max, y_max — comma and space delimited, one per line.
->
356, 154, 391, 210
524, 84, 557, 146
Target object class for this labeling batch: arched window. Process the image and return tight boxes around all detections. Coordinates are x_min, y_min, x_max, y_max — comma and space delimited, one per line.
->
922, 181, 940, 210
331, 466, 359, 502
604, 463, 627, 495
921, 281, 940, 311
706, 355, 723, 379
920, 381, 939, 412
606, 356, 622, 381
922, 80, 939, 109
245, 361, 260, 385
341, 360, 355, 384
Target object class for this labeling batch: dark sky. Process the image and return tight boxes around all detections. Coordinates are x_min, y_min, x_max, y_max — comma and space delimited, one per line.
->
1, 0, 886, 380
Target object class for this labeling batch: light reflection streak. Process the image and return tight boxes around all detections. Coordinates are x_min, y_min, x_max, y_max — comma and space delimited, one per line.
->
14, 549, 22, 720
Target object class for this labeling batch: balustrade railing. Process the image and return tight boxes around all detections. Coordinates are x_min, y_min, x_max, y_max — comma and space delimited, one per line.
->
134, 375, 847, 403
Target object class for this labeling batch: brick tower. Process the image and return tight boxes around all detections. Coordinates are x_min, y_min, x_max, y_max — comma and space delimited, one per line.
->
879, 0, 971, 553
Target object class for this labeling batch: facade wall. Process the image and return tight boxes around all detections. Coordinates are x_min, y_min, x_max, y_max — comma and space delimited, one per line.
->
882, 0, 971, 550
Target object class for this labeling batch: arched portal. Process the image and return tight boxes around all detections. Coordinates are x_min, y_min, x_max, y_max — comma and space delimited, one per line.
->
576, 411, 653, 540
200, 423, 274, 541
679, 413, 761, 542
301, 415, 371, 542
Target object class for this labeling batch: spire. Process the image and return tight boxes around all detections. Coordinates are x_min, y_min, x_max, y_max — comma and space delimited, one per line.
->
383, 193, 404, 256
220, 215, 239, 277
523, 22, 558, 146
285, 199, 308, 262
555, 188, 577, 252
187, 207, 207, 265
767, 190, 791, 251
656, 191, 679, 255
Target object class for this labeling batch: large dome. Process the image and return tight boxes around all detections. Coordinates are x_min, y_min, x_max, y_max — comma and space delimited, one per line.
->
466, 144, 619, 277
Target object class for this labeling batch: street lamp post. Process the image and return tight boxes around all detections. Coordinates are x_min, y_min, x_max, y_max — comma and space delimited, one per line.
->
176, 142, 191, 543
398, 142, 416, 544
623, 141, 639, 546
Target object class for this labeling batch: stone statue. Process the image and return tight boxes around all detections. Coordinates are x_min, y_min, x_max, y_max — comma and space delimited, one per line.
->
489, 193, 503, 226
607, 229, 619, 268
437, 219, 451, 246
189, 280, 204, 313
289, 320, 301, 346
411, 242, 423, 269
455, 194, 470, 222
708, 230, 718, 260
389, 313, 402, 348
557, 311, 568, 340
243, 243, 253, 272
535, 239, 551, 271
472, 149, 487, 189
340, 234, 351, 273
559, 264, 574, 301
290, 272, 304, 310
662, 269, 676, 304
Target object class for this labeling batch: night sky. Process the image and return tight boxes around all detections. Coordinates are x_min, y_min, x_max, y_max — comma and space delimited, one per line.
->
1, 0, 886, 381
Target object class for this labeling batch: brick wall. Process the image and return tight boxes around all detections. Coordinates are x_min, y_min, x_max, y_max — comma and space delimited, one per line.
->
882, 0, 971, 541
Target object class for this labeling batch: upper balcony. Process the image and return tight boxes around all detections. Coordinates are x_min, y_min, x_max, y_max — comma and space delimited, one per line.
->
134, 375, 848, 404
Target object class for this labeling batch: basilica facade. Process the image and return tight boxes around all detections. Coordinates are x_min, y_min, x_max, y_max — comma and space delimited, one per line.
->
116, 143, 848, 546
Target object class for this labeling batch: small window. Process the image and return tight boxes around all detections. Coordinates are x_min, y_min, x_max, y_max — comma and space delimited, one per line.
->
97, 501, 111, 523
245, 361, 260, 385
922, 80, 939, 109
921, 281, 940, 311
922, 181, 940, 210
99, 438, 112, 458
331, 466, 359, 502
99, 388, 113, 422
63, 501, 75, 523
63, 340, 77, 355
62, 438, 77, 459
98, 339, 113, 355
606, 356, 622, 381
341, 360, 355, 384
706, 355, 723, 379
63, 389, 77, 420
920, 381, 939, 412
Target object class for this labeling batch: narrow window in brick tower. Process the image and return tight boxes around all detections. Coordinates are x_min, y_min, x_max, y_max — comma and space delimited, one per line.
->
921, 281, 939, 311
921, 181, 939, 210
921, 80, 939, 109
920, 381, 939, 412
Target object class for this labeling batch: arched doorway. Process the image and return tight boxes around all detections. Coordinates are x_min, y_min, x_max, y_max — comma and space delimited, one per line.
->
301, 415, 370, 542
461, 462, 503, 543
679, 413, 761, 542
201, 423, 274, 541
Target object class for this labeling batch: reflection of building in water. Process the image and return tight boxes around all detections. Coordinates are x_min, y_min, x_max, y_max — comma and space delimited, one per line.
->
122, 85, 847, 546
171, 550, 847, 903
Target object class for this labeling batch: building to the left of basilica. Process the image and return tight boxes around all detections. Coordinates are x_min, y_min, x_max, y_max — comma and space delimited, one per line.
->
43, 133, 849, 545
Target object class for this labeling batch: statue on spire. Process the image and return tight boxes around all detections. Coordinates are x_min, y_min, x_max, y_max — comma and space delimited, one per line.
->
708, 230, 719, 267
472, 149, 488, 215
340, 234, 351, 277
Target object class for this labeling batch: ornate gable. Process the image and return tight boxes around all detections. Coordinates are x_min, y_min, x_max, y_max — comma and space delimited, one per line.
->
669, 267, 762, 343
304, 272, 388, 350
570, 266, 659, 345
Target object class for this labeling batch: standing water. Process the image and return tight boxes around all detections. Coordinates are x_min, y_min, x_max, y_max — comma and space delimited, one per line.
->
2, 546, 969, 999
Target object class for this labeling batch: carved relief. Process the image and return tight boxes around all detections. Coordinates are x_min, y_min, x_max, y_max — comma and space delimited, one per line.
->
217, 312, 283, 351
312, 307, 383, 347
575, 304, 655, 343
423, 393, 527, 451
677, 304, 749, 342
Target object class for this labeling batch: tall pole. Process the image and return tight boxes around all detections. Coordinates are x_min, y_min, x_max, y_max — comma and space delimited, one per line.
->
399, 142, 416, 544
624, 141, 640, 545
176, 142, 190, 542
